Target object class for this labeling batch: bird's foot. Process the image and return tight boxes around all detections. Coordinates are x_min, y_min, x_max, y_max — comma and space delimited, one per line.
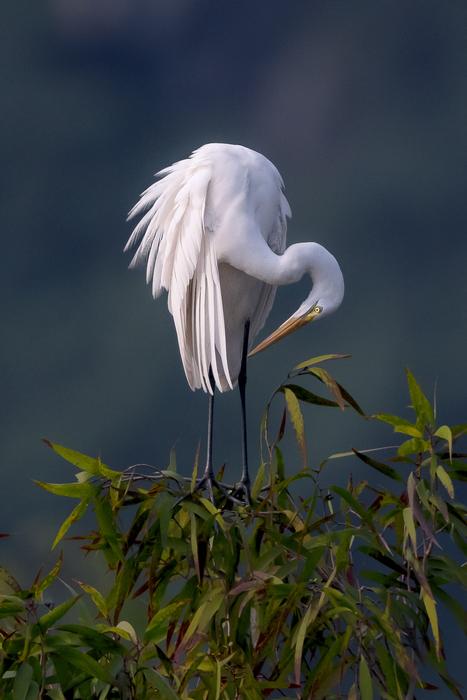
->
174, 473, 250, 508
229, 478, 251, 506
188, 474, 236, 506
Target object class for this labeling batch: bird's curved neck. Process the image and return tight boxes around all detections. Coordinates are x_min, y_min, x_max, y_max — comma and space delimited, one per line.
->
225, 238, 343, 317
235, 240, 340, 288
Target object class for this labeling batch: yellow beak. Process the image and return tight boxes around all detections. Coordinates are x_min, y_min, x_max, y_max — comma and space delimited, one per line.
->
248, 308, 320, 357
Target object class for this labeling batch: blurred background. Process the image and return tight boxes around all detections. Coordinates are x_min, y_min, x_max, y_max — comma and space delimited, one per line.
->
2, 0, 467, 690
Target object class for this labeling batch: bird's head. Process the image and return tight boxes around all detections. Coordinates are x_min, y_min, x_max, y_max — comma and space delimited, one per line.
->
249, 243, 344, 357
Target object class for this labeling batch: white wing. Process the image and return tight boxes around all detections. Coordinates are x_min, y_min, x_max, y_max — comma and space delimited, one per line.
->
125, 152, 231, 393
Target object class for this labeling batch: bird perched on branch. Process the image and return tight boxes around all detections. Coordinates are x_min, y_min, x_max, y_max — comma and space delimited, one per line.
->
125, 143, 344, 501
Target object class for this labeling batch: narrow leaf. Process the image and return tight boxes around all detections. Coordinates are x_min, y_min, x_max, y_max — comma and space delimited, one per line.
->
12, 663, 33, 700
145, 669, 179, 699
35, 595, 80, 633
35, 553, 63, 597
352, 448, 403, 481
178, 585, 224, 650
434, 425, 453, 461
76, 581, 108, 618
359, 656, 373, 700
307, 367, 345, 409
190, 514, 201, 582
293, 353, 351, 370
145, 600, 187, 644
336, 382, 365, 415
282, 383, 339, 408
53, 646, 112, 683
394, 425, 423, 438
283, 387, 307, 464
52, 499, 89, 549
294, 604, 314, 684
403, 507, 417, 552
43, 440, 119, 479
0, 595, 25, 618
34, 481, 93, 499
373, 413, 417, 429
422, 589, 441, 659
436, 465, 455, 498
406, 369, 434, 427
115, 620, 138, 644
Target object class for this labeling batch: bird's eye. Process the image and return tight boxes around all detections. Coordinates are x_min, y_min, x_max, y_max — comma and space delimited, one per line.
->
313, 305, 322, 314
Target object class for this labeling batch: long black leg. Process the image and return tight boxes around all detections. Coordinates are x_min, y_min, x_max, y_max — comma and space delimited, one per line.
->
201, 368, 216, 501
177, 362, 250, 507
237, 320, 251, 501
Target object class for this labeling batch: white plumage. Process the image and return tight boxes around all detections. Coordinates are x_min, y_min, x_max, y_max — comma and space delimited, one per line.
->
125, 142, 344, 499
125, 143, 291, 393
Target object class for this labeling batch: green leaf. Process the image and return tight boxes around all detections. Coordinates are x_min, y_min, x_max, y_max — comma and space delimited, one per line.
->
403, 507, 417, 552
283, 387, 307, 464
352, 448, 403, 481
293, 353, 351, 370
43, 440, 120, 479
59, 624, 124, 653
294, 604, 314, 684
190, 444, 200, 492
34, 553, 63, 597
114, 620, 138, 644
12, 663, 33, 700
282, 383, 340, 408
34, 481, 94, 499
76, 581, 108, 617
178, 584, 224, 650
373, 413, 417, 429
406, 369, 434, 428
359, 656, 373, 700
422, 588, 441, 659
332, 486, 371, 522
372, 413, 423, 438
52, 645, 112, 683
145, 669, 179, 699
252, 461, 266, 499
167, 448, 177, 473
394, 425, 423, 438
44, 690, 66, 700
306, 367, 345, 409
52, 498, 90, 549
107, 555, 139, 622
145, 600, 187, 644
190, 513, 201, 582
24, 682, 39, 700
35, 595, 80, 633
436, 465, 455, 498
93, 495, 123, 565
199, 497, 227, 531
336, 382, 365, 415
0, 594, 25, 618
214, 659, 221, 700
434, 425, 453, 461
397, 438, 429, 458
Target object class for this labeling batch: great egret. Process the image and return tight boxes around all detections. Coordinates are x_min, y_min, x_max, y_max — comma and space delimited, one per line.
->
125, 143, 344, 501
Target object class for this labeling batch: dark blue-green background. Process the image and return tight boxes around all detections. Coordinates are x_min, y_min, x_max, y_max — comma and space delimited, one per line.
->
2, 2, 466, 692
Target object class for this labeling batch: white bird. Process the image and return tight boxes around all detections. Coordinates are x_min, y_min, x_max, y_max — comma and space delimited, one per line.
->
125, 143, 344, 501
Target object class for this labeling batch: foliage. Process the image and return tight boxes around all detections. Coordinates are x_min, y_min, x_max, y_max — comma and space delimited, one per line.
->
0, 357, 466, 699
